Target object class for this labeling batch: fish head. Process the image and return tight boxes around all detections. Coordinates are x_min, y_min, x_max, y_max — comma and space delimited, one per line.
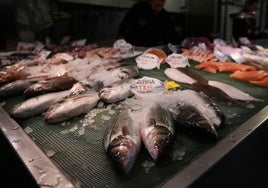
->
112, 66, 139, 80
99, 86, 116, 103
145, 123, 174, 162
176, 105, 218, 140
107, 136, 137, 175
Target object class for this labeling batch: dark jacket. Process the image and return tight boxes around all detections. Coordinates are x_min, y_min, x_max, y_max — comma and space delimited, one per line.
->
232, 10, 257, 40
119, 2, 179, 47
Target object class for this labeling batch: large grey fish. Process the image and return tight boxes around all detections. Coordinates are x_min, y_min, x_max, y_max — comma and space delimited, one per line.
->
23, 75, 77, 98
99, 79, 134, 103
167, 90, 225, 140
0, 76, 46, 98
45, 91, 100, 123
10, 82, 86, 118
103, 108, 141, 175
140, 103, 175, 162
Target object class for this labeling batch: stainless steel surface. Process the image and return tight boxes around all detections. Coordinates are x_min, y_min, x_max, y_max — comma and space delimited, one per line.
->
161, 105, 268, 188
0, 107, 75, 188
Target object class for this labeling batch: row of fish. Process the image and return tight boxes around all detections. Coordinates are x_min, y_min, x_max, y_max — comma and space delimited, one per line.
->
8, 65, 138, 123
104, 89, 225, 175
5, 65, 262, 126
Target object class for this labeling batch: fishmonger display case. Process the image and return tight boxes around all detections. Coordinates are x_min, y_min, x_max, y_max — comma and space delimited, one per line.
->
0, 56, 268, 188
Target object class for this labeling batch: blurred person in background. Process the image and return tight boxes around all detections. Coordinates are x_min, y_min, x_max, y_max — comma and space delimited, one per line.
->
232, 0, 267, 41
15, 0, 53, 43
118, 0, 182, 47
0, 1, 7, 50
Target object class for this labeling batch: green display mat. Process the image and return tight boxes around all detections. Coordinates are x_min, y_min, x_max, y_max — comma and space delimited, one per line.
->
2, 59, 268, 188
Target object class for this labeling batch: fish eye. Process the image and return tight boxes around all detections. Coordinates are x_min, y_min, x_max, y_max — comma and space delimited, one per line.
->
119, 71, 130, 79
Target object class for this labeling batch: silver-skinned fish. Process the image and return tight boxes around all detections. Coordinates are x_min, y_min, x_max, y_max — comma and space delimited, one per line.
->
45, 91, 100, 123
0, 76, 46, 98
10, 82, 86, 118
166, 90, 225, 140
10, 90, 70, 118
23, 75, 77, 98
99, 79, 134, 103
103, 108, 141, 175
140, 103, 175, 162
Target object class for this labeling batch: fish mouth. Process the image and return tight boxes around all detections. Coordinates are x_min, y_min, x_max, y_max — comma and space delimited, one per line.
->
146, 126, 174, 162
118, 66, 139, 79
99, 88, 111, 99
107, 136, 137, 175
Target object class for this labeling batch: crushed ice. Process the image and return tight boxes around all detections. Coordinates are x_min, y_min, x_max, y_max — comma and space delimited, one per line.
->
172, 149, 186, 161
0, 101, 6, 107
142, 159, 155, 173
246, 103, 255, 109
24, 126, 33, 134
69, 125, 78, 132
77, 126, 86, 137
46, 150, 56, 157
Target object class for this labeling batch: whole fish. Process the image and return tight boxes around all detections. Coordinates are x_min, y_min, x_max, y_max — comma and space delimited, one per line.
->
167, 90, 225, 139
0, 76, 46, 98
23, 75, 77, 98
173, 104, 218, 140
140, 103, 175, 162
103, 108, 141, 175
10, 90, 70, 118
10, 83, 86, 118
45, 91, 100, 123
99, 79, 134, 103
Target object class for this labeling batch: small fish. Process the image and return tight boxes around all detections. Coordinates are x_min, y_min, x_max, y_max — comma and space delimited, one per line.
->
10, 90, 70, 118
10, 83, 85, 118
0, 76, 46, 98
140, 103, 175, 162
23, 75, 77, 98
103, 108, 141, 175
45, 91, 100, 123
99, 79, 134, 103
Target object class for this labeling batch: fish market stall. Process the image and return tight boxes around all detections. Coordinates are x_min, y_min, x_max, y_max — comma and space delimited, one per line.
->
0, 39, 268, 188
